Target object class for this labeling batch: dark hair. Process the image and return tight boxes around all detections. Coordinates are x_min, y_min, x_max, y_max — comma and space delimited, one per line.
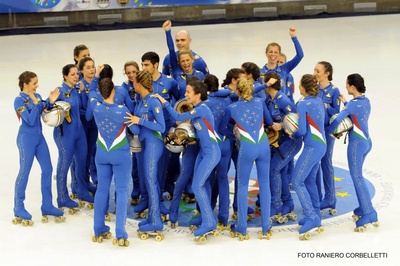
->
78, 57, 94, 71
300, 74, 319, 96
264, 72, 281, 91
221, 68, 245, 87
141, 51, 160, 65
62, 64, 78, 81
203, 74, 219, 92
241, 62, 260, 80
73, 44, 89, 65
135, 70, 153, 92
317, 61, 333, 81
347, 73, 366, 93
187, 79, 208, 101
100, 64, 113, 80
98, 78, 114, 99
18, 71, 37, 91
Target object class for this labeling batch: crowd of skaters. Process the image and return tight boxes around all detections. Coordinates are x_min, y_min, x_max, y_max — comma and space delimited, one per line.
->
12, 19, 378, 245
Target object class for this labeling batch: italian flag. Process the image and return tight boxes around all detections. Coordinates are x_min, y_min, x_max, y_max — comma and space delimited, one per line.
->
203, 118, 219, 143
351, 114, 368, 140
97, 124, 127, 152
306, 114, 325, 144
234, 121, 266, 144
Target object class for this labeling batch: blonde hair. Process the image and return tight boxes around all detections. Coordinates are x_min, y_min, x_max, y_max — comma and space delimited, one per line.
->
236, 78, 253, 101
178, 49, 194, 61
135, 71, 153, 92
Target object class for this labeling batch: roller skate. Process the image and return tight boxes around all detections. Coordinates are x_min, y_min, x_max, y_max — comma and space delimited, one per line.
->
229, 224, 250, 241
354, 211, 379, 233
352, 207, 362, 222
165, 192, 173, 201
77, 194, 94, 210
105, 212, 112, 222
160, 202, 170, 222
277, 204, 297, 224
92, 227, 112, 243
258, 226, 273, 240
269, 206, 283, 223
69, 193, 78, 199
130, 189, 141, 205
182, 193, 196, 203
298, 217, 324, 240
134, 200, 148, 219
137, 223, 165, 242
112, 238, 129, 247
231, 207, 255, 221
12, 209, 34, 227
320, 198, 337, 216
58, 198, 80, 215
217, 220, 230, 231
298, 209, 321, 229
193, 226, 220, 244
167, 208, 178, 228
130, 197, 140, 205
189, 216, 202, 232
41, 206, 66, 223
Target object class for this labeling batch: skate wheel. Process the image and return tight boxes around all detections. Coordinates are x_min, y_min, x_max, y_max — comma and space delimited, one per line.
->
199, 236, 207, 244
140, 233, 148, 240
139, 213, 147, 219
78, 201, 84, 208
303, 232, 311, 240
372, 222, 380, 228
124, 239, 129, 247
105, 232, 112, 239
166, 194, 172, 201
112, 239, 117, 245
255, 206, 261, 214
213, 231, 220, 237
355, 226, 366, 233
155, 235, 163, 242
277, 216, 285, 224
317, 227, 325, 234
105, 213, 111, 222
12, 218, 20, 225
291, 214, 298, 221
42, 216, 49, 223
320, 210, 324, 215
86, 204, 94, 210
92, 236, 97, 242
192, 210, 199, 216
352, 214, 360, 222
97, 236, 103, 243
229, 231, 236, 238
238, 234, 244, 241
231, 213, 238, 220
330, 209, 337, 215
245, 233, 250, 240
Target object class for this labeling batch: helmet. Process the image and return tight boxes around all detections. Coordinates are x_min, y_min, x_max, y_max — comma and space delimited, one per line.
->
282, 113, 299, 134
41, 105, 65, 127
164, 127, 185, 153
329, 114, 353, 134
55, 101, 72, 123
128, 134, 141, 153
174, 98, 193, 113
175, 123, 196, 144
265, 126, 280, 148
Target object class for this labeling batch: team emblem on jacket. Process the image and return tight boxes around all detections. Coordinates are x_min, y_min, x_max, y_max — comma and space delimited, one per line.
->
194, 122, 202, 130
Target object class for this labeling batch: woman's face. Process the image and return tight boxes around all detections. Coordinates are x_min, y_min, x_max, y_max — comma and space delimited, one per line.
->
64, 67, 79, 86
184, 85, 200, 104
266, 45, 280, 64
313, 64, 329, 83
125, 65, 139, 82
75, 49, 90, 65
179, 54, 193, 74
81, 60, 95, 79
24, 76, 39, 94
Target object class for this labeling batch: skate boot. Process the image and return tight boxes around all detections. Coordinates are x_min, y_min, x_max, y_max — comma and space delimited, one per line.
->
92, 226, 112, 243
270, 205, 283, 223
258, 225, 273, 240
298, 216, 324, 240
137, 223, 164, 241
279, 204, 297, 223
189, 215, 202, 232
41, 206, 66, 223
232, 207, 255, 221
12, 209, 34, 227
58, 197, 80, 214
167, 207, 179, 229
352, 207, 362, 222
130, 188, 141, 205
217, 214, 230, 231
160, 202, 170, 222
229, 224, 250, 241
354, 211, 379, 232
193, 225, 220, 244
134, 198, 149, 219
320, 198, 337, 216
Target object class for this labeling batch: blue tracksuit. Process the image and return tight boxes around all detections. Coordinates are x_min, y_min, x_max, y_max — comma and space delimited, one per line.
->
14, 92, 63, 219
327, 95, 377, 226
266, 91, 302, 213
164, 29, 205, 97
291, 96, 326, 232
90, 98, 132, 240
260, 36, 304, 102
220, 97, 273, 235
53, 82, 92, 207
164, 101, 221, 236
205, 92, 232, 225
135, 93, 166, 231
317, 83, 341, 208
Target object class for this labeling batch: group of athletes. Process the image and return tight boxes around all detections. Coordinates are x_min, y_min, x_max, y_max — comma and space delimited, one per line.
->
13, 19, 378, 245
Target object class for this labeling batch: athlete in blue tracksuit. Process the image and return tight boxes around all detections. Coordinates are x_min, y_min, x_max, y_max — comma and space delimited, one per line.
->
53, 64, 93, 209
314, 61, 341, 212
264, 73, 302, 219
327, 73, 378, 230
220, 78, 274, 238
204, 74, 232, 227
163, 20, 204, 97
153, 78, 221, 237
90, 78, 132, 245
13, 71, 64, 223
125, 70, 166, 233
140, 52, 180, 215
289, 74, 326, 236
259, 28, 303, 103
